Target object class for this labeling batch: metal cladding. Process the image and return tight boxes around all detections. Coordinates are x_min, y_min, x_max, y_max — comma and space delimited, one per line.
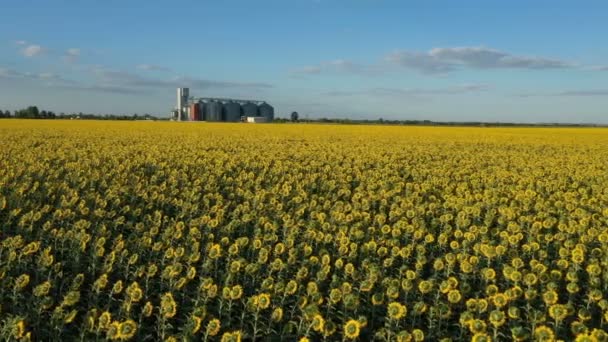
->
198, 101, 207, 121
223, 101, 241, 122
205, 101, 223, 121
258, 102, 274, 122
190, 103, 200, 121
176, 88, 189, 121
242, 102, 258, 117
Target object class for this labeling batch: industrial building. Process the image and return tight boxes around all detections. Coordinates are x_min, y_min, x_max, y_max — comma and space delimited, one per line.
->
172, 87, 274, 123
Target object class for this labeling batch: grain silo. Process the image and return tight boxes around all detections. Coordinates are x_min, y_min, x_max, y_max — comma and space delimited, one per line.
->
258, 102, 274, 122
223, 101, 241, 122
205, 100, 222, 121
199, 100, 207, 121
242, 102, 258, 117
189, 103, 201, 121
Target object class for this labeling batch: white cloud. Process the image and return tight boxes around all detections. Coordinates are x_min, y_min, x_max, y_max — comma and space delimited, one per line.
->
387, 47, 572, 74
324, 84, 491, 97
519, 89, 608, 97
291, 59, 383, 77
137, 64, 172, 72
294, 46, 571, 77
66, 48, 80, 56
0, 67, 75, 85
63, 48, 81, 63
15, 40, 27, 45
21, 44, 45, 57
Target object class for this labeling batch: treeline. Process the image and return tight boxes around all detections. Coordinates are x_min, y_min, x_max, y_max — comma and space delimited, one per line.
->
280, 117, 606, 128
0, 106, 161, 120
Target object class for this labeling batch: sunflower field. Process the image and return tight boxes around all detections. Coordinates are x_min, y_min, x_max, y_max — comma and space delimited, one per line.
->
1, 120, 608, 341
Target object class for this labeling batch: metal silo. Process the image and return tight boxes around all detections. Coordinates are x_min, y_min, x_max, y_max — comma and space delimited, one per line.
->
258, 102, 274, 122
190, 103, 201, 121
242, 102, 258, 118
223, 101, 241, 122
199, 100, 207, 121
205, 100, 222, 121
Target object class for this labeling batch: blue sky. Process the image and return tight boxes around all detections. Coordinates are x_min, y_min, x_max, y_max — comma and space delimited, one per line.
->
1, 0, 608, 123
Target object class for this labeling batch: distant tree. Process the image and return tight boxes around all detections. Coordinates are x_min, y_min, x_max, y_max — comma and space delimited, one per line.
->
291, 111, 299, 122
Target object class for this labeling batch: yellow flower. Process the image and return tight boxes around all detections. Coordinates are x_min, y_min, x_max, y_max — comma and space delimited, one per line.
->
99, 311, 112, 330
230, 285, 243, 300
208, 244, 221, 259
257, 293, 271, 310
311, 314, 325, 333
12, 320, 26, 339
33, 280, 51, 297
412, 329, 424, 341
469, 319, 487, 334
142, 302, 153, 317
161, 292, 177, 318
206, 318, 221, 336
492, 293, 508, 308
191, 316, 202, 334
118, 319, 137, 340
106, 321, 121, 340
14, 274, 30, 291
271, 307, 283, 322
489, 310, 506, 327
471, 332, 492, 342
112, 280, 123, 295
387, 302, 407, 320
343, 319, 361, 340
533, 325, 555, 342
447, 290, 462, 304
542, 290, 558, 306
418, 280, 433, 294
220, 330, 242, 342
548, 304, 568, 322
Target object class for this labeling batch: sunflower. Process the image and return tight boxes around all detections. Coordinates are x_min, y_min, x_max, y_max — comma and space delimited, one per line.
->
142, 302, 153, 318
471, 332, 492, 342
161, 292, 177, 318
99, 311, 112, 330
14, 274, 30, 291
412, 329, 424, 342
468, 319, 487, 334
387, 302, 407, 320
492, 293, 508, 308
257, 293, 271, 310
220, 331, 242, 342
271, 307, 283, 322
533, 325, 555, 342
118, 319, 137, 340
489, 310, 506, 327
230, 285, 243, 300
311, 314, 325, 333
343, 319, 361, 340
206, 319, 221, 336
447, 290, 462, 304
548, 304, 568, 322
542, 290, 559, 306
418, 280, 433, 294
106, 321, 121, 340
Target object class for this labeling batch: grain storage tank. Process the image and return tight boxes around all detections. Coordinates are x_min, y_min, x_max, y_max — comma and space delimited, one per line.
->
190, 103, 201, 121
242, 102, 258, 117
223, 101, 241, 122
199, 100, 207, 121
258, 102, 274, 122
205, 100, 222, 121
